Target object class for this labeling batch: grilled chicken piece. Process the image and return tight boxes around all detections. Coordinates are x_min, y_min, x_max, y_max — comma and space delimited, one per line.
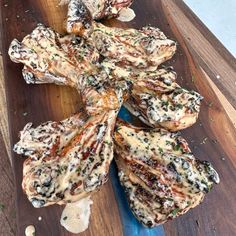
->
66, 0, 133, 34
13, 76, 128, 207
114, 120, 219, 227
66, 16, 177, 69
101, 61, 178, 93
88, 23, 177, 69
102, 62, 202, 131
14, 111, 118, 207
12, 63, 129, 207
66, 0, 93, 35
125, 87, 202, 131
9, 24, 99, 88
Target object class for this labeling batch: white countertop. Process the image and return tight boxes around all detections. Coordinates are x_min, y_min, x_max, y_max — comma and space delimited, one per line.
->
184, 0, 236, 57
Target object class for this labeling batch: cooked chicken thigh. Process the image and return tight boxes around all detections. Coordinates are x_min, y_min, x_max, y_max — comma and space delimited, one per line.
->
114, 120, 219, 227
102, 62, 202, 131
88, 23, 177, 69
125, 87, 202, 131
66, 20, 177, 69
12, 70, 128, 207
14, 111, 118, 207
13, 70, 128, 207
9, 24, 99, 88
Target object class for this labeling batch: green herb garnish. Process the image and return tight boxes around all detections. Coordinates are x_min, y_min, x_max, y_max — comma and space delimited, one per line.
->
173, 144, 181, 151
158, 147, 164, 154
171, 208, 180, 216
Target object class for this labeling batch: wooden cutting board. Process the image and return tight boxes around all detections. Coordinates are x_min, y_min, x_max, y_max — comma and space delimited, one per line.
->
1, 0, 236, 235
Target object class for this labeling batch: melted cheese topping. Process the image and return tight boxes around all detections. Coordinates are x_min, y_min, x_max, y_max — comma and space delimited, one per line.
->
60, 196, 93, 234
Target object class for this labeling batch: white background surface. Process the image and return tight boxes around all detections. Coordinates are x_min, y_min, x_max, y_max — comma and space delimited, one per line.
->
184, 0, 236, 57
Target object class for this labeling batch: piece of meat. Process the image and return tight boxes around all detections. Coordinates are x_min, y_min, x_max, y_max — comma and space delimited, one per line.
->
88, 23, 177, 69
66, 0, 134, 34
12, 62, 129, 207
125, 87, 202, 131
82, 0, 134, 19
114, 120, 219, 227
13, 75, 128, 207
102, 61, 202, 131
66, 17, 177, 69
9, 24, 99, 88
66, 1, 176, 69
66, 0, 94, 35
14, 111, 118, 207
101, 61, 178, 93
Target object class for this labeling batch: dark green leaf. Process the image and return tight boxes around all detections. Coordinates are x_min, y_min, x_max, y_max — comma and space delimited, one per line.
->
171, 208, 180, 216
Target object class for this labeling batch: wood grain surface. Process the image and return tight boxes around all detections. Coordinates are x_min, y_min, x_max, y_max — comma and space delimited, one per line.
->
0, 0, 236, 236
0, 20, 16, 234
